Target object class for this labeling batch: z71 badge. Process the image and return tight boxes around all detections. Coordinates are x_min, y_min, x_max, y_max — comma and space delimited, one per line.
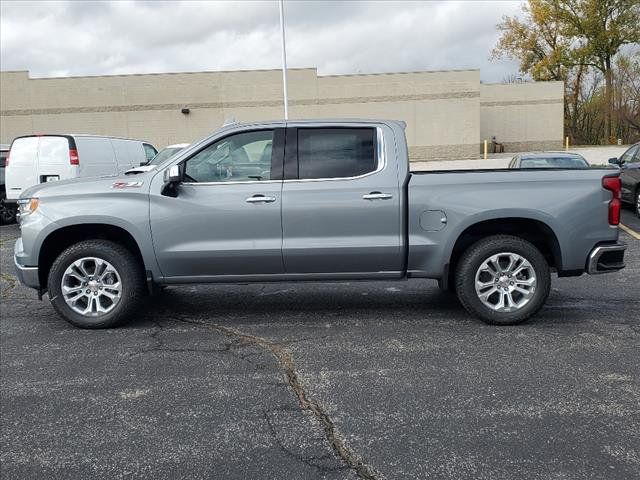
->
111, 181, 143, 189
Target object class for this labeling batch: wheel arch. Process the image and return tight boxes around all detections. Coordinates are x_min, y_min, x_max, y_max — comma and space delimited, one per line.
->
447, 217, 563, 283
37, 223, 148, 289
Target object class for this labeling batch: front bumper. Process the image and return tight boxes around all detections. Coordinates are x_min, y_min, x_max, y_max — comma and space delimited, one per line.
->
587, 242, 627, 275
14, 239, 40, 289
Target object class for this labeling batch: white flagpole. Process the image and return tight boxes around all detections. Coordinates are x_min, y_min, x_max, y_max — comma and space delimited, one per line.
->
278, 0, 289, 120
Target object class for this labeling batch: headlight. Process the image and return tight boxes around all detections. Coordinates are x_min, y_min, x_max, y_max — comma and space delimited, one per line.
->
17, 198, 39, 218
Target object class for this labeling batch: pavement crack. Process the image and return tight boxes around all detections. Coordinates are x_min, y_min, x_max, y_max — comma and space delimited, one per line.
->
173, 315, 382, 480
263, 409, 347, 473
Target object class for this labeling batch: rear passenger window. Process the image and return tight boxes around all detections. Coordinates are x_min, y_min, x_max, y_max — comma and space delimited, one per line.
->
297, 128, 377, 179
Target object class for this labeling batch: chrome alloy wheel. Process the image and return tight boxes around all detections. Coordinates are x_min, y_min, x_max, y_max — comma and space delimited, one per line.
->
61, 257, 122, 316
474, 252, 537, 313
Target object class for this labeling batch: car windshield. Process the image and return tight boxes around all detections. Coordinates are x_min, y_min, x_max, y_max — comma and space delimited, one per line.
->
148, 147, 184, 165
520, 156, 589, 169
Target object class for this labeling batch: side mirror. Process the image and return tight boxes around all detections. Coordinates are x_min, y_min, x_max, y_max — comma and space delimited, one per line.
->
164, 164, 183, 183
608, 157, 621, 165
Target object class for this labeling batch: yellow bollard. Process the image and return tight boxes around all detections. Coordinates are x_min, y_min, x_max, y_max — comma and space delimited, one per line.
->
484, 140, 488, 160
565, 136, 569, 151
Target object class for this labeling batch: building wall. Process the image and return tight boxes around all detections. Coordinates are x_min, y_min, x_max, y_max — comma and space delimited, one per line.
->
0, 68, 562, 161
480, 82, 564, 152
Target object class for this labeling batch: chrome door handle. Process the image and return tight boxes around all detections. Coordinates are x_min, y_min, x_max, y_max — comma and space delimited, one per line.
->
363, 192, 393, 200
246, 195, 276, 204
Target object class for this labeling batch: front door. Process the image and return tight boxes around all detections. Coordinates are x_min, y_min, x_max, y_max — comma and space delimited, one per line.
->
150, 128, 285, 278
281, 126, 403, 276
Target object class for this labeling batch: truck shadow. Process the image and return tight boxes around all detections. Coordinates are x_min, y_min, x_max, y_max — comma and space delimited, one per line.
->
128, 281, 597, 330
135, 281, 471, 327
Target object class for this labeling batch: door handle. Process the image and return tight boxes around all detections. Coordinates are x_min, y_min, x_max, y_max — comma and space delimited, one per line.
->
245, 195, 276, 204
363, 192, 393, 200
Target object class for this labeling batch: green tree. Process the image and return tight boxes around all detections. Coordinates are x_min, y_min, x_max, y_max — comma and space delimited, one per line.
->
493, 0, 640, 143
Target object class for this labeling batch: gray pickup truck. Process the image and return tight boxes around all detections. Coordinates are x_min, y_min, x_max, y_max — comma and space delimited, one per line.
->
14, 119, 626, 328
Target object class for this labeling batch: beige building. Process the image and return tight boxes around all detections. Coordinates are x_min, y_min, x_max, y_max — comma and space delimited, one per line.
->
0, 68, 563, 161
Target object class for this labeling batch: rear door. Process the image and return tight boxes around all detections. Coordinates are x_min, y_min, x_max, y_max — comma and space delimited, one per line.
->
281, 125, 403, 276
37, 136, 75, 183
5, 136, 39, 200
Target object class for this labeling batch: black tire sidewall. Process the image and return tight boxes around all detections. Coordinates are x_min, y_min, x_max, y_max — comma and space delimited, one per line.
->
48, 240, 143, 328
455, 235, 551, 325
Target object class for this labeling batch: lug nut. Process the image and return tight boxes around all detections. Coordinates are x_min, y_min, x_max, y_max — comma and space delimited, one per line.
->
85, 289, 91, 294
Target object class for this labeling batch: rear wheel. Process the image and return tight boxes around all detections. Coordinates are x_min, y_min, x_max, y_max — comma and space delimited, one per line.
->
48, 240, 145, 328
455, 235, 550, 325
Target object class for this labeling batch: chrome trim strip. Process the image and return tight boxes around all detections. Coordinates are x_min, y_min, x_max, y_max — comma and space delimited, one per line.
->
173, 123, 386, 186
182, 180, 281, 186
158, 270, 404, 284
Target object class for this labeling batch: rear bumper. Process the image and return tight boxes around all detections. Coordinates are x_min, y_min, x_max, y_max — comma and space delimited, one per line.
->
587, 242, 626, 275
14, 239, 40, 289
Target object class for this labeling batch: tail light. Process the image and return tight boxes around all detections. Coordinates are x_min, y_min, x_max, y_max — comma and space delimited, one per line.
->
4, 151, 9, 167
602, 175, 621, 225
69, 149, 79, 165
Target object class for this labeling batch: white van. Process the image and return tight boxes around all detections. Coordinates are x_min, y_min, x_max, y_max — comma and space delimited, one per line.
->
5, 134, 157, 202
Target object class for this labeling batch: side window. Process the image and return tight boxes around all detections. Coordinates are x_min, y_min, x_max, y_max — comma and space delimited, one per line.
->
184, 130, 274, 183
619, 145, 638, 164
143, 144, 157, 162
297, 128, 377, 179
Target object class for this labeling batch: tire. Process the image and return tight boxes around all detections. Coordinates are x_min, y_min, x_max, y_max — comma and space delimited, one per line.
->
635, 188, 639, 218
454, 235, 551, 326
47, 240, 145, 328
0, 193, 16, 225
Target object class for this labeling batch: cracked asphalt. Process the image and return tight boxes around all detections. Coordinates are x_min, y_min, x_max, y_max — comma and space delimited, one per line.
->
1, 210, 639, 480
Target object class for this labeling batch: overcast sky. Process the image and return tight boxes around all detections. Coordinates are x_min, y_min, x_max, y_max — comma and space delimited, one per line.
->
0, 0, 523, 82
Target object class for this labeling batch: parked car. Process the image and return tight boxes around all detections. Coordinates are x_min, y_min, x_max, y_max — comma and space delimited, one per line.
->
4, 134, 156, 204
0, 143, 17, 224
14, 119, 626, 329
147, 143, 189, 165
608, 142, 640, 217
508, 152, 590, 169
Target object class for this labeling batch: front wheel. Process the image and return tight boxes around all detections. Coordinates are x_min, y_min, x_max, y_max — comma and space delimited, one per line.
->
455, 235, 551, 325
48, 240, 145, 328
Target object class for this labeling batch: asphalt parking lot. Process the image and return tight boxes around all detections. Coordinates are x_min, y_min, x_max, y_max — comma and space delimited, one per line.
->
1, 210, 639, 480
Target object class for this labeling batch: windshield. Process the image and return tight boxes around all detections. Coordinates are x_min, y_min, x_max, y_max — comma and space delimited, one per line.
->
148, 147, 184, 165
520, 156, 589, 169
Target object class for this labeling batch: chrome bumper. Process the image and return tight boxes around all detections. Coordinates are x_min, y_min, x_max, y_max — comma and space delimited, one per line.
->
587, 243, 627, 275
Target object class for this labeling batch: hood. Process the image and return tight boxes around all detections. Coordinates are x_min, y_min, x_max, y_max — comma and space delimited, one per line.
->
21, 171, 155, 199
